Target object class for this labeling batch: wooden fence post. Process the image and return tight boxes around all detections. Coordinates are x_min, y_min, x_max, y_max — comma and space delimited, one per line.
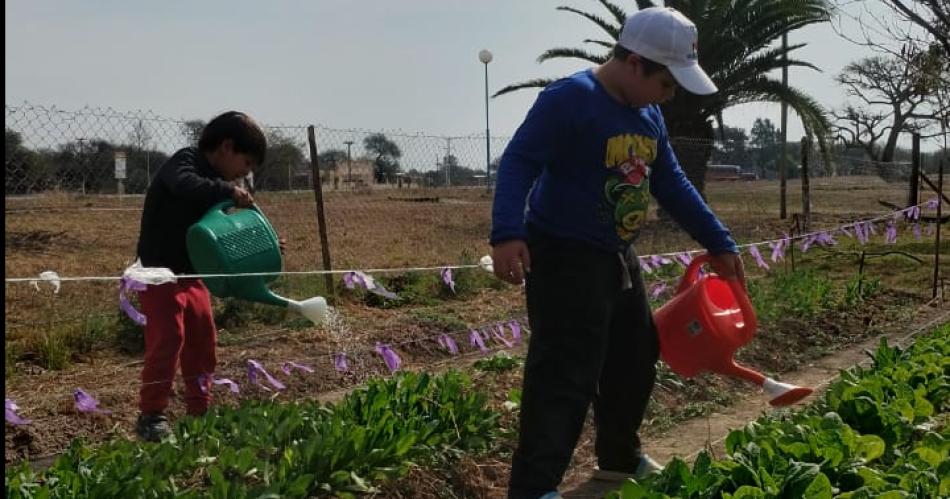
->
307, 125, 335, 298
933, 160, 944, 300
908, 132, 921, 207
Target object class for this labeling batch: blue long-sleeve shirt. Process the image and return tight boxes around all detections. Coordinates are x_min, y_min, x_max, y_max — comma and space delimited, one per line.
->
491, 69, 737, 254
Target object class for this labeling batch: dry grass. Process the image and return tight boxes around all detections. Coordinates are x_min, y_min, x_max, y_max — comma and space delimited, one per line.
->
5, 176, 936, 372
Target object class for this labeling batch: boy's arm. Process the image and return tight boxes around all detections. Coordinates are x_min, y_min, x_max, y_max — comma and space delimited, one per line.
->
648, 109, 737, 255
158, 150, 235, 201
490, 84, 575, 245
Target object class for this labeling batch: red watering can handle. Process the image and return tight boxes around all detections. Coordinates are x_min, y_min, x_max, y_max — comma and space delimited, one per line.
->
676, 254, 758, 343
729, 273, 757, 344
676, 254, 709, 294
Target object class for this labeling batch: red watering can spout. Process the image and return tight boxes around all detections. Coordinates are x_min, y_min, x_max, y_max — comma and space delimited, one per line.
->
653, 254, 813, 407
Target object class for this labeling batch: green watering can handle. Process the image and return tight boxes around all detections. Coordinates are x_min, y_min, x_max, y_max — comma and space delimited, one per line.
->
211, 199, 265, 217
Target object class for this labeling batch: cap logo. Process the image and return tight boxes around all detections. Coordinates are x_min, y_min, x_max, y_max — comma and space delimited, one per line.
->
687, 41, 698, 61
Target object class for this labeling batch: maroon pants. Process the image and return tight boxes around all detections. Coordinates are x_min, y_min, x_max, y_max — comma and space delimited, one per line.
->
138, 279, 217, 416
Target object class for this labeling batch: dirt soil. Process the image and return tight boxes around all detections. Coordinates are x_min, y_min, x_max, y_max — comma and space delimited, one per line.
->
5, 291, 947, 489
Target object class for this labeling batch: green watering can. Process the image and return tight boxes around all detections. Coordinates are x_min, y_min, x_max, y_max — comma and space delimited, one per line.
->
186, 200, 327, 325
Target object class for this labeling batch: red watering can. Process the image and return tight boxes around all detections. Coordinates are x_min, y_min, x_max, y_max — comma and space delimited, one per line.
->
654, 254, 813, 407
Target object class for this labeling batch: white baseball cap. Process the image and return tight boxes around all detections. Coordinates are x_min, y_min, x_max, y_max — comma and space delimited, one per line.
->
618, 7, 717, 95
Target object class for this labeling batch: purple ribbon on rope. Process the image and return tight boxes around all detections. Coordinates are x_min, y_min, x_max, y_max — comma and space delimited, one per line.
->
119, 276, 147, 326
639, 257, 653, 273
441, 268, 456, 294
904, 205, 920, 221
247, 360, 286, 391
197, 373, 240, 394
492, 324, 514, 348
812, 231, 838, 249
854, 223, 869, 244
281, 361, 314, 376
438, 333, 459, 354
649, 255, 671, 269
5, 398, 31, 426
649, 281, 669, 299
375, 343, 401, 372
508, 320, 523, 345
885, 222, 898, 244
343, 271, 398, 299
801, 235, 816, 253
769, 234, 789, 262
675, 252, 693, 267
470, 329, 488, 352
74, 388, 111, 414
747, 244, 769, 269
334, 353, 350, 373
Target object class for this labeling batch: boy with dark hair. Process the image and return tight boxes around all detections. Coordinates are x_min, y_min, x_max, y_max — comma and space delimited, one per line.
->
490, 7, 746, 499
135, 111, 268, 441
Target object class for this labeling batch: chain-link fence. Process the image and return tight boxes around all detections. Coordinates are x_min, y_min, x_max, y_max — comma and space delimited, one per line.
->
6, 101, 936, 374
5, 100, 931, 289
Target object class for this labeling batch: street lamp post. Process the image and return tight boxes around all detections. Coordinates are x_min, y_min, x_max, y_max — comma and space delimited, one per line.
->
479, 49, 493, 193
343, 140, 354, 190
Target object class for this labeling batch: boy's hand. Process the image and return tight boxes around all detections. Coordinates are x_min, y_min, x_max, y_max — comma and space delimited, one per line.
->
232, 186, 254, 208
278, 238, 287, 255
492, 240, 531, 285
708, 252, 746, 288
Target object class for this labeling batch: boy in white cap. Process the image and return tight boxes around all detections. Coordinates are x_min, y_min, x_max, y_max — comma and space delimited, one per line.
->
490, 7, 746, 498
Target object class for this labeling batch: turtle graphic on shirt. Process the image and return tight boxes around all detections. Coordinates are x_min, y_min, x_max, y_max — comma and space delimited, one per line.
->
605, 175, 650, 241
604, 136, 655, 241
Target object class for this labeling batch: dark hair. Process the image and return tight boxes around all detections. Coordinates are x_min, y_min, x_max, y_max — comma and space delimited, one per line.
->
198, 111, 267, 165
612, 45, 666, 76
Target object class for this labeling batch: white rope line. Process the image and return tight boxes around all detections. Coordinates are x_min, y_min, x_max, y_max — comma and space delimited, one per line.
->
729, 200, 930, 251
4, 264, 482, 283
635, 200, 933, 259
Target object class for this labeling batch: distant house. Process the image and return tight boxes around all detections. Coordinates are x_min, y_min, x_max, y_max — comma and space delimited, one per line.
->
706, 164, 757, 181
320, 159, 375, 189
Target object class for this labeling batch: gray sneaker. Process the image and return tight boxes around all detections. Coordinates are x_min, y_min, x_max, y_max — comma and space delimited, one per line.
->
135, 413, 171, 442
592, 454, 664, 482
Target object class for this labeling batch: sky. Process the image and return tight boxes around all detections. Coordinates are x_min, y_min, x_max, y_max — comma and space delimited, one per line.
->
5, 1, 940, 151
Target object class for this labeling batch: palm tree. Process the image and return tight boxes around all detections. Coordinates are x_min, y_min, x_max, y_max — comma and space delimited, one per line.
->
495, 0, 833, 194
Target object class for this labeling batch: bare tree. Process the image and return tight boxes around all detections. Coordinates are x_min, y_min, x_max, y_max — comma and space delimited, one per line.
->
832, 55, 943, 161
831, 2, 949, 154
832, 1, 948, 63
831, 105, 891, 159
129, 120, 152, 151
882, 0, 949, 55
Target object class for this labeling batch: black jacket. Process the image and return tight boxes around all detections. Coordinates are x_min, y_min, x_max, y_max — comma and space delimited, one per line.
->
136, 147, 235, 274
